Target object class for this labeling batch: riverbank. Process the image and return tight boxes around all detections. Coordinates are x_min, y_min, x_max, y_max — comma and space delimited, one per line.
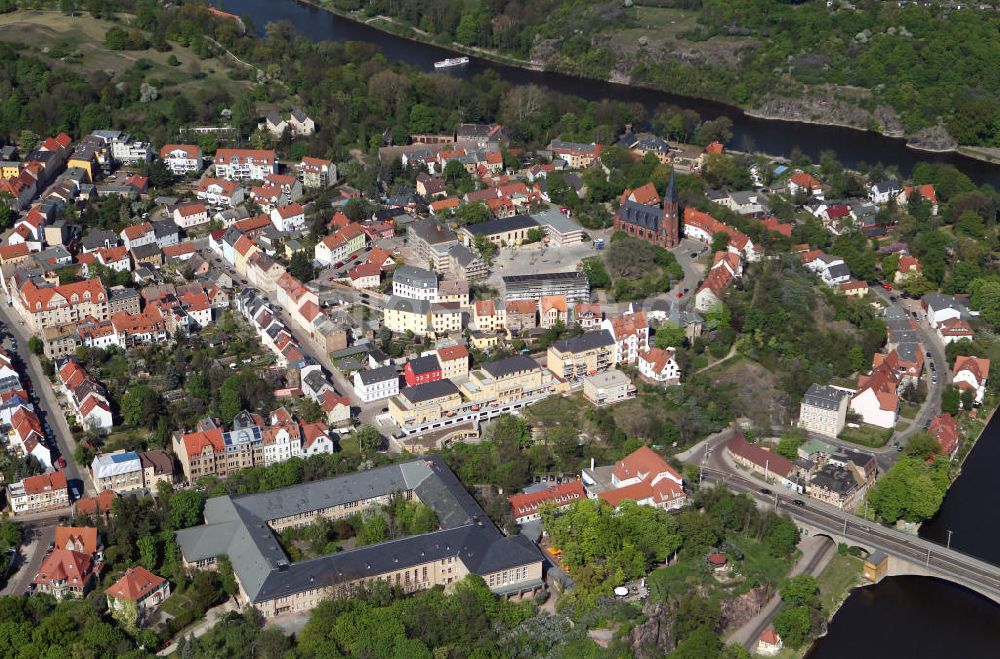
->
286, 0, 1000, 166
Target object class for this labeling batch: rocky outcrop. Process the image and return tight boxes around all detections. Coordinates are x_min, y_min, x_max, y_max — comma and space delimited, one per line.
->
907, 124, 958, 152
719, 584, 771, 631
630, 602, 677, 658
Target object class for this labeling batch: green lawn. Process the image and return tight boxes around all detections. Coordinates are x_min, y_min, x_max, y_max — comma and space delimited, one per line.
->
160, 591, 195, 617
815, 552, 863, 615
838, 424, 892, 448
725, 533, 793, 593
338, 436, 360, 456
899, 403, 919, 420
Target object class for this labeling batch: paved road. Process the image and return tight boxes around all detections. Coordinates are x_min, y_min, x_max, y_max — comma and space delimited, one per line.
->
727, 535, 836, 650
0, 301, 90, 495
0, 520, 55, 597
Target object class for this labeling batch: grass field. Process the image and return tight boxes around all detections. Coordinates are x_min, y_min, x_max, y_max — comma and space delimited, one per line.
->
838, 423, 893, 448
0, 10, 253, 98
816, 552, 863, 614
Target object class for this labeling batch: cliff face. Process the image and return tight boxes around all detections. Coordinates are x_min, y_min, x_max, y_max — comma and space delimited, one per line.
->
750, 89, 904, 137
629, 602, 677, 658
719, 584, 771, 631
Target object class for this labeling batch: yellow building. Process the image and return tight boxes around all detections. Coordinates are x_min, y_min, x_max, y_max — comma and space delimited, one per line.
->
384, 296, 432, 335
67, 148, 96, 182
0, 162, 21, 179
431, 303, 463, 335
459, 216, 539, 248
546, 329, 617, 383
388, 380, 463, 428
864, 550, 888, 583
470, 331, 499, 352
472, 298, 506, 333
460, 355, 552, 406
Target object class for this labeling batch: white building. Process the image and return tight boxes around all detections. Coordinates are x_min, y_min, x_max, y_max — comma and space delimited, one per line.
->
172, 202, 210, 229
799, 383, 850, 438
213, 148, 277, 181
352, 365, 399, 403
953, 356, 990, 406
637, 347, 681, 385
270, 203, 306, 233
159, 144, 203, 176
392, 265, 438, 301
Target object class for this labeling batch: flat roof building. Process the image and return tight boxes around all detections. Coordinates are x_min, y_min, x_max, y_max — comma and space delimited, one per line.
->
502, 271, 589, 303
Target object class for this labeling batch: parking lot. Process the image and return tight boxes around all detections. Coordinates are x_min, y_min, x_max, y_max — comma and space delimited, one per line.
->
485, 240, 603, 290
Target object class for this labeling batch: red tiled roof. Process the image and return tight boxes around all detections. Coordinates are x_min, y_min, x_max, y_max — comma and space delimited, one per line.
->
612, 445, 679, 484
33, 549, 94, 588
437, 344, 469, 362
105, 566, 165, 601
55, 527, 99, 554
726, 433, 792, 477
75, 490, 117, 516
508, 481, 586, 519
180, 427, 224, 456
929, 413, 959, 457
21, 471, 67, 495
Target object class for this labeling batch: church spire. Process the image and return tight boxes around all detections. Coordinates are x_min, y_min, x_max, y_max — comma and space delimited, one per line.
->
665, 166, 677, 203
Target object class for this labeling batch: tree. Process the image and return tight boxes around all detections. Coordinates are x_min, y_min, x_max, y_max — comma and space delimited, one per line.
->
288, 250, 315, 282
774, 606, 812, 648
780, 575, 819, 608
775, 430, 805, 460
138, 535, 159, 570
905, 433, 941, 460
581, 257, 611, 289
119, 385, 162, 428
941, 385, 960, 416
961, 388, 975, 411
868, 456, 947, 523
671, 626, 722, 658
454, 202, 490, 225
473, 235, 497, 263
166, 490, 205, 530
219, 376, 243, 423
654, 322, 685, 349
354, 425, 382, 457
147, 159, 173, 189
217, 555, 239, 596
27, 336, 42, 356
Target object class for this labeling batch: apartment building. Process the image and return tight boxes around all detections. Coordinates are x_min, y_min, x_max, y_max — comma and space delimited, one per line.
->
799, 384, 851, 438
213, 148, 277, 181
501, 271, 590, 303
383, 296, 432, 335
7, 472, 70, 516
388, 380, 463, 428
353, 365, 400, 403
546, 330, 617, 382
14, 277, 109, 332
175, 458, 543, 618
459, 355, 551, 407
159, 144, 202, 175
392, 265, 438, 301
91, 449, 175, 493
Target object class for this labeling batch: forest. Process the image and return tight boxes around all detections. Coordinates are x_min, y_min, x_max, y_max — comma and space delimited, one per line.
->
329, 0, 1000, 147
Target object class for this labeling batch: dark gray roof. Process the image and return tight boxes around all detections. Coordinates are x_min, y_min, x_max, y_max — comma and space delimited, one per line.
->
809, 464, 860, 495
502, 271, 588, 286
552, 329, 614, 354
357, 364, 398, 386
152, 219, 178, 238
81, 230, 118, 251
616, 201, 663, 232
802, 384, 848, 411
393, 265, 437, 289
401, 379, 460, 404
407, 355, 440, 374
175, 457, 542, 604
131, 243, 161, 259
462, 215, 538, 237
385, 295, 431, 315
826, 263, 850, 279
481, 355, 540, 379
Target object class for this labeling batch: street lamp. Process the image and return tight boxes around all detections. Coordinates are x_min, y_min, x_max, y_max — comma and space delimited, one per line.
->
947, 529, 953, 550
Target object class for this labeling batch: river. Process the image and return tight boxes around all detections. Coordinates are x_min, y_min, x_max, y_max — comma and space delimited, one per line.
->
215, 0, 1000, 654
216, 0, 1000, 188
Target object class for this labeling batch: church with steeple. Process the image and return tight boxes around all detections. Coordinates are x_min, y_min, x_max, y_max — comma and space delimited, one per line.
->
612, 168, 680, 248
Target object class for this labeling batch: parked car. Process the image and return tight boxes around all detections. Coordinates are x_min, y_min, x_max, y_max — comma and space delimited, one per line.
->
791, 499, 806, 507
882, 283, 893, 290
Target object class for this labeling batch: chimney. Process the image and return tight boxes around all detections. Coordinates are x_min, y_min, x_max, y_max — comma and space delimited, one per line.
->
590, 457, 595, 470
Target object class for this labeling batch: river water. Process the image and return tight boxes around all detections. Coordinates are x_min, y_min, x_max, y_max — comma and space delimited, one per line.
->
216, 0, 1000, 654
218, 0, 1000, 187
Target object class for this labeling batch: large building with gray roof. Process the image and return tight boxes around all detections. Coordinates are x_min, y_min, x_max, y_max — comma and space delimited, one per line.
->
799, 383, 851, 438
175, 457, 543, 617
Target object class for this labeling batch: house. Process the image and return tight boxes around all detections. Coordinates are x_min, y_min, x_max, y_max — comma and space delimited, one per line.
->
392, 265, 438, 301
637, 347, 681, 385
472, 299, 506, 333
437, 344, 469, 380
388, 379, 463, 428
850, 361, 899, 429
600, 308, 649, 364
92, 451, 144, 493
921, 293, 973, 329
299, 157, 336, 189
548, 140, 603, 168
159, 144, 202, 176
352, 365, 400, 403
106, 566, 170, 626
894, 255, 922, 283
172, 202, 209, 229
121, 222, 155, 250
404, 355, 442, 387
788, 171, 823, 198
7, 472, 69, 516
937, 318, 974, 345
953, 356, 990, 406
314, 223, 366, 266
725, 433, 798, 491
799, 384, 850, 438
574, 302, 602, 330
14, 278, 110, 333
683, 208, 757, 261
581, 446, 686, 511
348, 262, 381, 289
54, 527, 100, 554
383, 296, 432, 335
546, 330, 617, 382
459, 215, 539, 249
929, 413, 960, 459
196, 178, 244, 208
839, 280, 869, 298
508, 481, 586, 524
897, 184, 939, 215
808, 460, 871, 511
695, 251, 741, 312
270, 203, 306, 232
757, 627, 783, 656
538, 295, 568, 330
213, 148, 277, 181
288, 108, 316, 136
582, 369, 636, 406
869, 180, 901, 204
33, 549, 99, 600
801, 251, 851, 286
